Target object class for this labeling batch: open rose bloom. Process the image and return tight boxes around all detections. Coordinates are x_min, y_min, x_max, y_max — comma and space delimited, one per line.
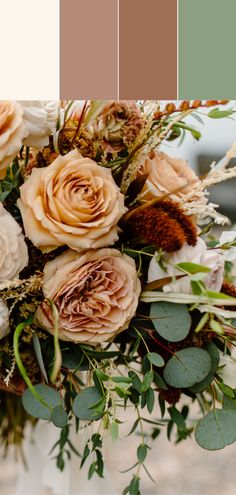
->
35, 248, 141, 344
18, 150, 126, 252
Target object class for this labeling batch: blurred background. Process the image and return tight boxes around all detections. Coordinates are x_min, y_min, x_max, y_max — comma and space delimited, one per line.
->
1, 101, 236, 495
161, 101, 236, 223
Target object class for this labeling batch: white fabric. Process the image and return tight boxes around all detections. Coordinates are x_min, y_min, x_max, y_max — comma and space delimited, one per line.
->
16, 422, 116, 495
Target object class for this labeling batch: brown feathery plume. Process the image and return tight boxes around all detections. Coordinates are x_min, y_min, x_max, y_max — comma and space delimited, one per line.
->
122, 199, 197, 252
221, 280, 236, 299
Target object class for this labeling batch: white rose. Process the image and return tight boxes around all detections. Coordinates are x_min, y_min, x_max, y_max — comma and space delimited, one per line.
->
21, 101, 59, 149
148, 237, 224, 294
0, 205, 28, 281
0, 299, 9, 339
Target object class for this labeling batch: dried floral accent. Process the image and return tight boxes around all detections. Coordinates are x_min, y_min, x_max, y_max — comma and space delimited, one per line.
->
120, 109, 193, 194
221, 280, 236, 299
91, 100, 146, 154
122, 199, 197, 252
59, 121, 97, 159
154, 99, 229, 120
0, 273, 43, 304
159, 388, 181, 405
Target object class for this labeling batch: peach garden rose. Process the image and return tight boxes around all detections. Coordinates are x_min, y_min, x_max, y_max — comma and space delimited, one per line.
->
35, 248, 141, 344
0, 101, 28, 178
138, 150, 199, 202
17, 149, 126, 252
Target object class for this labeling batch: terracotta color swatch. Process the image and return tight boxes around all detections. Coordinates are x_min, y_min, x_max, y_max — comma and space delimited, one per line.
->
119, 0, 177, 99
60, 0, 118, 99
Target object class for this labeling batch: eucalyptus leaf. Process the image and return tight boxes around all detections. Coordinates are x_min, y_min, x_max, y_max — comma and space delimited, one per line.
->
147, 352, 165, 367
189, 342, 220, 393
150, 302, 191, 342
51, 406, 68, 428
223, 394, 236, 411
195, 409, 236, 450
72, 386, 104, 421
163, 347, 211, 388
22, 384, 61, 420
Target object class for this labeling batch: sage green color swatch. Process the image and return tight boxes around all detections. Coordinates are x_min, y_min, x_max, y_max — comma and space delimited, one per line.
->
179, 0, 236, 99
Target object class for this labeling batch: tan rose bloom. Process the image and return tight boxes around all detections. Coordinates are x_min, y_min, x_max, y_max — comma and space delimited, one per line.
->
35, 248, 141, 345
139, 150, 199, 201
17, 150, 126, 253
0, 101, 28, 178
0, 204, 28, 281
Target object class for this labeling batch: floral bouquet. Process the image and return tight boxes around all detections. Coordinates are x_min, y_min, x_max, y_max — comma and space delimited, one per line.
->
1, 99, 236, 494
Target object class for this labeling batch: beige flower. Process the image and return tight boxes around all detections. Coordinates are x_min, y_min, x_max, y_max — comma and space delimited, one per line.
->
0, 204, 28, 281
0, 299, 9, 339
0, 101, 28, 178
139, 150, 199, 201
17, 150, 126, 253
21, 101, 59, 149
91, 100, 145, 153
148, 237, 224, 294
35, 248, 141, 344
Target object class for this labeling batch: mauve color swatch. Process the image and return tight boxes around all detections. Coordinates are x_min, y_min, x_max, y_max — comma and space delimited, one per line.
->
60, 0, 118, 99
119, 0, 177, 99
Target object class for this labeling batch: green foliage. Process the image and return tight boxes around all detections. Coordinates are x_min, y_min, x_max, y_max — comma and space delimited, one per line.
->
72, 386, 105, 421
22, 384, 61, 420
195, 409, 236, 450
51, 406, 68, 428
208, 107, 235, 119
189, 342, 220, 393
163, 348, 212, 388
150, 302, 191, 342
147, 352, 165, 367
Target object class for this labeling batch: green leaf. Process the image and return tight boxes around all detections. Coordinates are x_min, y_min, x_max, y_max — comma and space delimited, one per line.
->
72, 387, 104, 421
150, 302, 191, 342
163, 347, 211, 388
22, 384, 61, 420
175, 262, 211, 274
208, 107, 235, 119
137, 444, 147, 463
112, 376, 131, 384
51, 406, 68, 428
94, 369, 109, 381
218, 383, 235, 398
130, 475, 140, 495
141, 371, 154, 392
223, 394, 236, 411
129, 371, 142, 394
169, 406, 187, 432
147, 352, 165, 367
189, 342, 220, 393
32, 334, 48, 383
111, 421, 119, 441
146, 387, 155, 414
195, 409, 236, 450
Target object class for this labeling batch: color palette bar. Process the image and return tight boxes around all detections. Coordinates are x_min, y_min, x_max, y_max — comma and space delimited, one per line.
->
0, 0, 236, 99
178, 0, 236, 99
